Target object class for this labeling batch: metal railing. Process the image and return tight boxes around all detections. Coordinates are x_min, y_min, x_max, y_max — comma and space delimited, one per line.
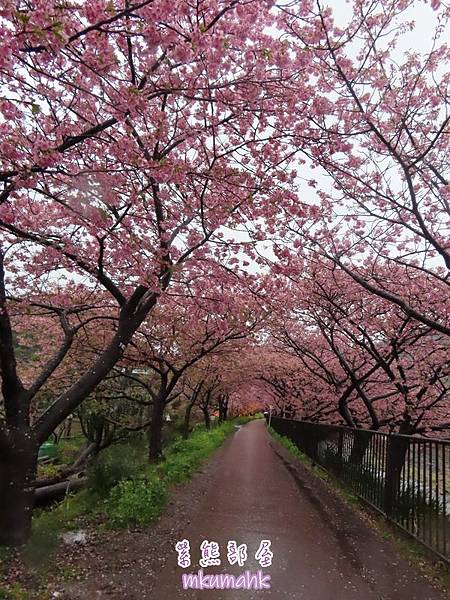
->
270, 416, 450, 564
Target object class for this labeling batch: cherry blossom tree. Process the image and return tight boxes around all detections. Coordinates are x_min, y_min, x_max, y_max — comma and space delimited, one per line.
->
278, 0, 450, 336
0, 0, 306, 545
263, 258, 450, 436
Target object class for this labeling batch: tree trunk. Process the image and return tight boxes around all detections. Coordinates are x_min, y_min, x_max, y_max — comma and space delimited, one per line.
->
148, 397, 165, 461
218, 395, 228, 423
348, 430, 372, 465
0, 284, 164, 547
0, 430, 38, 546
383, 434, 410, 516
202, 407, 211, 430
183, 403, 194, 439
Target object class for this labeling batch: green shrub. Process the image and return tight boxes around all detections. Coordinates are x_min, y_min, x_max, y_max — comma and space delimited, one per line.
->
161, 453, 196, 484
105, 477, 167, 527
102, 420, 241, 528
87, 443, 145, 497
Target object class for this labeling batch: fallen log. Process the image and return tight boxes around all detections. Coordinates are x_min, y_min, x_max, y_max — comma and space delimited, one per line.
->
35, 469, 85, 489
33, 477, 87, 507
35, 442, 97, 488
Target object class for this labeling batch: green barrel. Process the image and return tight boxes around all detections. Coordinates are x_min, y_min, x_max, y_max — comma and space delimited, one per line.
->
38, 441, 58, 460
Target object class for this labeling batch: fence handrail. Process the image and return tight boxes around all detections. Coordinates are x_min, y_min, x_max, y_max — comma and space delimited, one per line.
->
273, 416, 450, 446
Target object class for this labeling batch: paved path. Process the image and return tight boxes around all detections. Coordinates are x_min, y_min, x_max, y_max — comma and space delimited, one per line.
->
152, 420, 447, 600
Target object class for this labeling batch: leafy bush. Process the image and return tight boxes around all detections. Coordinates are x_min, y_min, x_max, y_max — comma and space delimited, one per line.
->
105, 477, 167, 527
161, 453, 196, 484
87, 443, 145, 497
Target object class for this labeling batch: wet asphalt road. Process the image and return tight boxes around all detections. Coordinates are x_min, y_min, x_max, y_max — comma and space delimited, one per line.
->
151, 420, 448, 600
